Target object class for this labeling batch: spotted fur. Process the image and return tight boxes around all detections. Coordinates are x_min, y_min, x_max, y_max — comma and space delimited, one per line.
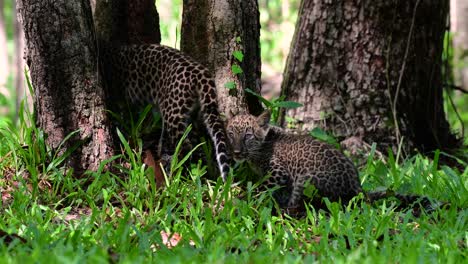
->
106, 44, 230, 180
226, 111, 434, 211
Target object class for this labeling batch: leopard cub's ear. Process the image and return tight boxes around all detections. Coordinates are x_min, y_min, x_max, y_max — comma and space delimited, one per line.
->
256, 110, 271, 129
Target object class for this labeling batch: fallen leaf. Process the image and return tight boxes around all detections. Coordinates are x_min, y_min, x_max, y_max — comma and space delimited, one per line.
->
160, 231, 183, 249
159, 231, 195, 249
143, 150, 165, 189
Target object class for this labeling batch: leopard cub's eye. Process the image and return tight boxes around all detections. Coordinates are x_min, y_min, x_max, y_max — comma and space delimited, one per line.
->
244, 132, 254, 140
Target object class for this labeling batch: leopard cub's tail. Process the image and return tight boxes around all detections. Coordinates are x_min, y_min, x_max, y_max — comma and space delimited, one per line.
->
196, 74, 230, 181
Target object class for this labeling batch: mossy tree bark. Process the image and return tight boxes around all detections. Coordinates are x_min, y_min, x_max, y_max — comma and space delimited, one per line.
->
16, 0, 114, 175
181, 0, 263, 118
280, 0, 459, 156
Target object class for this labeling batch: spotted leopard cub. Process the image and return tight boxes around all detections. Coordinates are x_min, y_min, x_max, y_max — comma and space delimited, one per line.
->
226, 111, 362, 208
226, 111, 433, 210
106, 44, 230, 180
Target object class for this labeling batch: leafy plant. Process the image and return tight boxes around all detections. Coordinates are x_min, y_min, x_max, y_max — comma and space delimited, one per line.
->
245, 88, 302, 124
309, 127, 340, 149
225, 43, 246, 91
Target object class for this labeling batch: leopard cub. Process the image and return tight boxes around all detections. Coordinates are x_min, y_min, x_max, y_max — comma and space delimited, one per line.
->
226, 111, 363, 208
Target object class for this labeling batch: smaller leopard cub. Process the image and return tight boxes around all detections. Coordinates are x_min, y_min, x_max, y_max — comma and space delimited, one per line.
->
226, 111, 363, 209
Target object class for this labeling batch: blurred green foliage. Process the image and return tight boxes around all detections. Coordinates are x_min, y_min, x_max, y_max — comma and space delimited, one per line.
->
259, 0, 300, 74
442, 32, 468, 144
157, 0, 183, 49
2, 0, 14, 39
1, 0, 17, 125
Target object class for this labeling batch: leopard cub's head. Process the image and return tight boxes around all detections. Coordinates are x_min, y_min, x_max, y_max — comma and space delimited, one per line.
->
226, 111, 271, 162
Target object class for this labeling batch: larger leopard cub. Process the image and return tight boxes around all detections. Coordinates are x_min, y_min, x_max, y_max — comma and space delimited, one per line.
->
226, 111, 433, 210
103, 44, 230, 180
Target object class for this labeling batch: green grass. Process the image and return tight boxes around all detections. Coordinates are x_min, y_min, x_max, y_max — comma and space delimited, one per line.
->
0, 109, 466, 263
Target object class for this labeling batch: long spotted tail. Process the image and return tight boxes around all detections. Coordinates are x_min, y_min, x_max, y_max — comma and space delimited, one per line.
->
197, 76, 230, 181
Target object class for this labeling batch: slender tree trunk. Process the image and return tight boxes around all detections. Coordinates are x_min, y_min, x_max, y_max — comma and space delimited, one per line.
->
17, 0, 114, 175
13, 1, 27, 122
94, 0, 160, 45
280, 0, 459, 155
127, 0, 160, 44
90, 0, 96, 14
0, 0, 8, 94
451, 0, 468, 91
181, 0, 263, 118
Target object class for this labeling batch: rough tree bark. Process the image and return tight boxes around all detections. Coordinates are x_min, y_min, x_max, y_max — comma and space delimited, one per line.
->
16, 0, 114, 175
451, 0, 468, 91
181, 0, 263, 117
280, 0, 459, 155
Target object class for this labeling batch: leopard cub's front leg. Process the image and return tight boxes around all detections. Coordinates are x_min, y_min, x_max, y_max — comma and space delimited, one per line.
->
267, 165, 292, 208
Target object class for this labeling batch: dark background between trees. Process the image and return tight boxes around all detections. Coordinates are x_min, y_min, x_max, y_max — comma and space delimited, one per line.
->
4, 0, 467, 175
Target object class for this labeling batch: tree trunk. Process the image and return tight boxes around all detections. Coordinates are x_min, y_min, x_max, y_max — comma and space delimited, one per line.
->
17, 0, 114, 175
451, 0, 468, 91
13, 1, 27, 122
94, 0, 160, 45
181, 0, 263, 118
127, 0, 160, 44
279, 0, 460, 156
0, 0, 8, 94
90, 0, 96, 14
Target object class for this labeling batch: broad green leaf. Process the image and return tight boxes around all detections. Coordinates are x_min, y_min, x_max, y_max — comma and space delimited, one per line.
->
231, 64, 243, 75
309, 127, 339, 149
224, 81, 236, 90
274, 101, 303, 109
245, 88, 272, 107
232, 50, 244, 62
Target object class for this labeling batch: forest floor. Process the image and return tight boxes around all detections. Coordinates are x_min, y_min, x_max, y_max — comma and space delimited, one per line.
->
0, 119, 467, 263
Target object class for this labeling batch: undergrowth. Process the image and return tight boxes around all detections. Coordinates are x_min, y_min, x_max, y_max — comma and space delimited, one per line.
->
0, 106, 466, 263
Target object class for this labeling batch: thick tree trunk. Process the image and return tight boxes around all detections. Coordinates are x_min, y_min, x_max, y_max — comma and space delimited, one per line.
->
451, 0, 468, 91
17, 0, 114, 175
280, 0, 459, 155
181, 0, 263, 118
